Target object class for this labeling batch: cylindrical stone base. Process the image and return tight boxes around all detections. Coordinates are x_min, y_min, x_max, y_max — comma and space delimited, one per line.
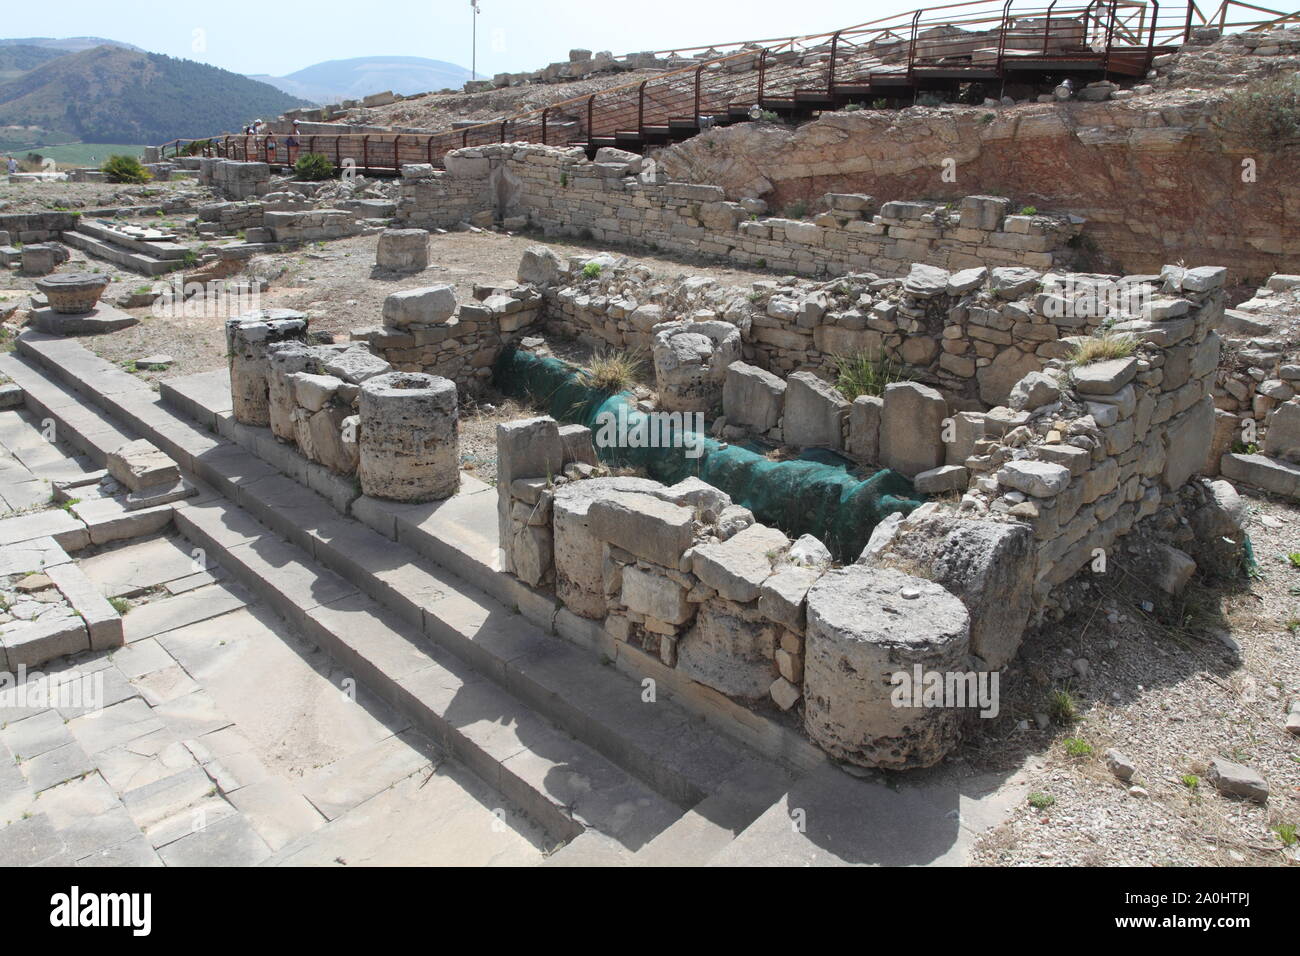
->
803, 566, 970, 770
225, 310, 308, 426
358, 372, 459, 501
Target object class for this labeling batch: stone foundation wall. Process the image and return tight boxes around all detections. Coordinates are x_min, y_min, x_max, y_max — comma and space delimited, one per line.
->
263, 209, 363, 243
394, 162, 489, 229
396, 145, 1083, 278
520, 246, 1210, 414
352, 282, 543, 392
200, 158, 272, 200
251, 340, 393, 477
197, 201, 266, 235
0, 211, 79, 244
499, 421, 828, 724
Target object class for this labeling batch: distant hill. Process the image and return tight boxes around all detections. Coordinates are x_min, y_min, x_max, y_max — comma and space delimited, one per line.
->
0, 37, 143, 53
251, 56, 473, 104
0, 45, 67, 82
0, 46, 308, 145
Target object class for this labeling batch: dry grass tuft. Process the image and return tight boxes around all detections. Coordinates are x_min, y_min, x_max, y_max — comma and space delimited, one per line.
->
1069, 332, 1137, 365
579, 348, 644, 393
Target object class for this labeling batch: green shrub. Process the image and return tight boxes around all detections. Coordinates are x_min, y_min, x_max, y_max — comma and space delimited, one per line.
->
293, 152, 335, 181
101, 155, 150, 184
1219, 76, 1300, 149
1019, 205, 1038, 216
1063, 737, 1094, 757
833, 350, 910, 401
1048, 687, 1078, 725
582, 262, 602, 279
1027, 792, 1055, 809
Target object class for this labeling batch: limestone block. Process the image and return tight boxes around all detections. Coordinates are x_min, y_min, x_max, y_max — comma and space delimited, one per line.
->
691, 523, 789, 602
913, 464, 968, 495
518, 245, 562, 285
383, 286, 457, 328
879, 381, 947, 478
266, 343, 319, 442
376, 228, 430, 272
784, 372, 850, 449
847, 395, 883, 463
1263, 398, 1300, 463
620, 565, 692, 625
803, 566, 970, 769
652, 321, 743, 413
225, 309, 308, 426
1162, 396, 1214, 489
358, 372, 459, 502
497, 417, 565, 571
757, 566, 819, 630
322, 347, 391, 384
997, 460, 1071, 497
106, 439, 179, 492
676, 597, 779, 699
588, 492, 694, 567
1072, 357, 1138, 396
959, 195, 1012, 231
977, 347, 1042, 406
551, 476, 663, 619
722, 361, 785, 432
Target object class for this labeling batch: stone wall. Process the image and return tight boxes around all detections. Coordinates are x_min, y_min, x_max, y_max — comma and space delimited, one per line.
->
263, 209, 363, 243
517, 245, 1205, 414
197, 201, 266, 235
0, 211, 79, 244
396, 145, 1083, 278
655, 92, 1300, 281
500, 247, 1226, 605
200, 158, 272, 200
352, 282, 543, 392
260, 341, 393, 476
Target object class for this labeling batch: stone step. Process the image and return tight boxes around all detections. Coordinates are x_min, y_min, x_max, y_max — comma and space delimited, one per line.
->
158, 365, 826, 774
15, 332, 799, 846
6, 336, 692, 851
74, 218, 191, 260
172, 494, 683, 850
60, 228, 179, 276
0, 352, 134, 465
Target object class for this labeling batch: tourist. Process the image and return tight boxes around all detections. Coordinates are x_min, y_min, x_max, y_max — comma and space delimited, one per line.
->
5, 155, 17, 175
265, 132, 278, 167
287, 120, 301, 165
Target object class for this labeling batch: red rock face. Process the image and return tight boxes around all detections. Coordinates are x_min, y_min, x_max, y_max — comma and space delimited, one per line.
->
656, 101, 1299, 282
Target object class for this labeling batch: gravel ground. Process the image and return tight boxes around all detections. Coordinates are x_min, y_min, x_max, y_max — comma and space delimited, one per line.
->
969, 489, 1300, 867
0, 179, 203, 214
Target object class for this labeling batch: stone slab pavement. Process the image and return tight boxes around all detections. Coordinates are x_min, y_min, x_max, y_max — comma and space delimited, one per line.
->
0, 407, 99, 515
0, 534, 549, 866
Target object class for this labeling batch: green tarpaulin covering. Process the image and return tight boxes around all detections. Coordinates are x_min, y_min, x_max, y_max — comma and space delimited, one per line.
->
493, 347, 924, 561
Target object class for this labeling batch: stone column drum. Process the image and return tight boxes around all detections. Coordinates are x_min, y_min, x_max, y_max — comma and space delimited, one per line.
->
225, 310, 309, 427
803, 566, 971, 770
358, 372, 459, 501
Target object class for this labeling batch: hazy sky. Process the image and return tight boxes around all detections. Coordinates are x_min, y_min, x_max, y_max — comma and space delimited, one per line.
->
1, 0, 919, 77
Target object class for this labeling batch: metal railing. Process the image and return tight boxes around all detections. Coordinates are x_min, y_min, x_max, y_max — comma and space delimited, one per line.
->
158, 1, 1298, 171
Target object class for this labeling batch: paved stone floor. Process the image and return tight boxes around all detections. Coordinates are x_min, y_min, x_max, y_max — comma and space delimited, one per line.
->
1, 407, 548, 866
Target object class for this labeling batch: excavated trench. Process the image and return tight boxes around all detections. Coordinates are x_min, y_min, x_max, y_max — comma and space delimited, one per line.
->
493, 346, 923, 560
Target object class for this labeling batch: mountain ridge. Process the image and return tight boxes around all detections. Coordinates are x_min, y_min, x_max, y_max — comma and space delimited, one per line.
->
251, 55, 473, 104
0, 46, 308, 145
